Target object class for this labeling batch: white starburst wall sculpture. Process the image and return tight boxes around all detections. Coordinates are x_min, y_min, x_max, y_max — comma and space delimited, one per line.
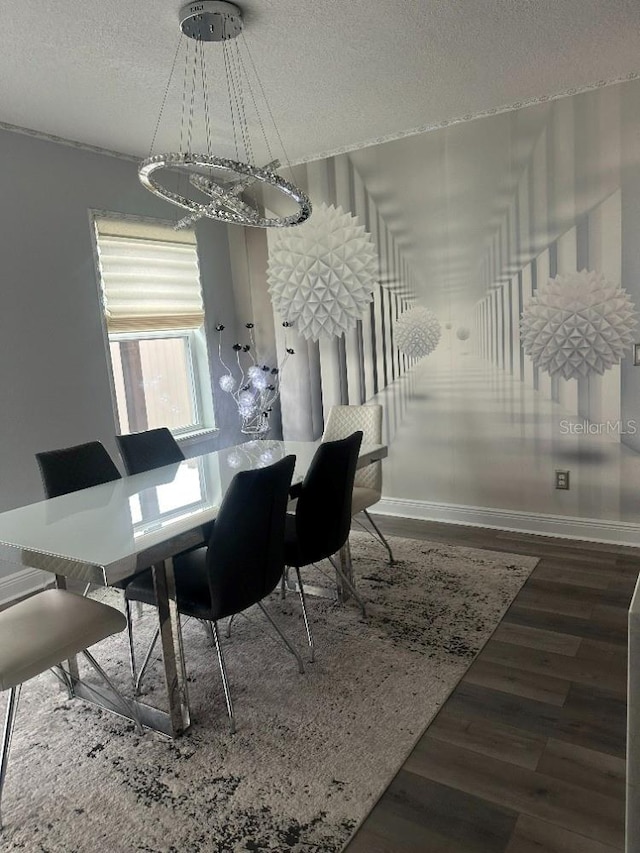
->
267, 203, 377, 341
395, 306, 442, 359
520, 269, 638, 380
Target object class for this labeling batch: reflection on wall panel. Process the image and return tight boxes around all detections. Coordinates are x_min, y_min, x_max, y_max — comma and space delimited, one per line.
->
587, 190, 623, 426
496, 285, 505, 370
510, 275, 520, 379
535, 249, 552, 398
532, 127, 550, 257
521, 264, 534, 388
554, 227, 578, 414
353, 169, 376, 399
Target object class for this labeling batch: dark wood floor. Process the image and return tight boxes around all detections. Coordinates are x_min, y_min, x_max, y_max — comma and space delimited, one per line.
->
344, 516, 637, 853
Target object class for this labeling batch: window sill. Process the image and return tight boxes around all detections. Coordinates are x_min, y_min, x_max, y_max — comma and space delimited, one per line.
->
175, 427, 219, 448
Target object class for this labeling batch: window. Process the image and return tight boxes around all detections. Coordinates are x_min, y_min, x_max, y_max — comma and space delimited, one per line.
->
94, 217, 214, 436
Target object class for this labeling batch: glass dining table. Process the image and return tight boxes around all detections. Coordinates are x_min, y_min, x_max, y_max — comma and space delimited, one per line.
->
0, 439, 387, 737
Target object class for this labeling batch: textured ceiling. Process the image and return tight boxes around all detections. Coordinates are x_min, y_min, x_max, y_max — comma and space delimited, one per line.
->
1, 0, 639, 163
3, 1, 640, 318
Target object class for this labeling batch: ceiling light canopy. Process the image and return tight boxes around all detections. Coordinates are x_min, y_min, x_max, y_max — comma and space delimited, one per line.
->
138, 1, 311, 229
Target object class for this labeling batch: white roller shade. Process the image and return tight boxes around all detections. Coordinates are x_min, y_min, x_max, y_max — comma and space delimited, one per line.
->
95, 219, 205, 333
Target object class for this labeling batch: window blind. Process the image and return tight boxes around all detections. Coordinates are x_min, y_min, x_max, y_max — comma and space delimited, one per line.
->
95, 219, 205, 333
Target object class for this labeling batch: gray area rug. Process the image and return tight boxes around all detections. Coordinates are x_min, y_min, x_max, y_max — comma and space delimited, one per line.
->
0, 533, 537, 853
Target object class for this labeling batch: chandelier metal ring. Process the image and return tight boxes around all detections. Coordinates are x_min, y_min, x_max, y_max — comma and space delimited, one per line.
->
138, 153, 312, 228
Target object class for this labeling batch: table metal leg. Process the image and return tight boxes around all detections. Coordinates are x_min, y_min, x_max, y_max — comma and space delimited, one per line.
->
54, 574, 78, 697
56, 564, 190, 738
336, 540, 354, 603
149, 559, 190, 737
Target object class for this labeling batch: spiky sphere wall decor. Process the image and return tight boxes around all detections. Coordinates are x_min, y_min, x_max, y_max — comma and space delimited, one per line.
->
520, 269, 638, 380
395, 306, 442, 359
267, 203, 377, 341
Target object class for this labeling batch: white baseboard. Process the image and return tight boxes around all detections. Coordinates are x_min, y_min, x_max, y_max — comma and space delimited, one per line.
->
375, 497, 640, 548
0, 569, 49, 606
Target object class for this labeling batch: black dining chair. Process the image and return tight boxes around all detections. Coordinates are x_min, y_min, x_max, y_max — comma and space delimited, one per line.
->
35, 440, 138, 614
115, 428, 203, 692
116, 427, 184, 475
283, 430, 364, 662
35, 441, 121, 499
123, 454, 301, 733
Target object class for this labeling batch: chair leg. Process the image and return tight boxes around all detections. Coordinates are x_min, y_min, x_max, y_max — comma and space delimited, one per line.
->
211, 622, 235, 734
294, 567, 315, 663
125, 599, 137, 686
81, 650, 143, 736
225, 614, 234, 640
362, 509, 395, 565
49, 665, 74, 695
280, 565, 291, 600
328, 555, 367, 618
256, 602, 304, 674
0, 685, 21, 832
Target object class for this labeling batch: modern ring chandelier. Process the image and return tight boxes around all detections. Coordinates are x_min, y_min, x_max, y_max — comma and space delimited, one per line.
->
138, 1, 312, 229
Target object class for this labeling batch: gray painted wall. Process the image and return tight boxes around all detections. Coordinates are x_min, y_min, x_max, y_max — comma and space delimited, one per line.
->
0, 128, 243, 578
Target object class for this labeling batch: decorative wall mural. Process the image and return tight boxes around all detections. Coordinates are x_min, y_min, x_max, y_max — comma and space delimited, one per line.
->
395, 306, 442, 359
267, 202, 377, 341
520, 269, 638, 379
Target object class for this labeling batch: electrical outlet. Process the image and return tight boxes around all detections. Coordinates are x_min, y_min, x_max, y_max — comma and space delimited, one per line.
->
555, 470, 570, 490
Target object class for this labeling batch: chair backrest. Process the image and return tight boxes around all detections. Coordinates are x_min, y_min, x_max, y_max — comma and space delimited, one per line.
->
206, 455, 296, 620
36, 441, 121, 499
116, 427, 184, 475
291, 430, 363, 567
322, 405, 382, 494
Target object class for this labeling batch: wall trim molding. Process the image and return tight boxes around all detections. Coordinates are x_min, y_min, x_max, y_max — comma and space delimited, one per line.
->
0, 569, 49, 606
376, 497, 640, 548
294, 71, 640, 166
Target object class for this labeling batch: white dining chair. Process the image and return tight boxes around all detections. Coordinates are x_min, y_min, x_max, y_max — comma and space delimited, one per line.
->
322, 405, 394, 564
0, 589, 142, 830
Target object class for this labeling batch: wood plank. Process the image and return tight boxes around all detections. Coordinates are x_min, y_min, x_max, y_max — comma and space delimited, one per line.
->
445, 681, 562, 739
576, 638, 628, 664
480, 640, 627, 697
427, 711, 546, 770
523, 578, 631, 608
532, 563, 612, 589
362, 769, 519, 853
536, 738, 626, 801
505, 813, 622, 853
492, 621, 581, 656
556, 684, 627, 758
514, 587, 594, 619
344, 824, 436, 853
404, 736, 624, 848
464, 658, 571, 706
503, 605, 627, 644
